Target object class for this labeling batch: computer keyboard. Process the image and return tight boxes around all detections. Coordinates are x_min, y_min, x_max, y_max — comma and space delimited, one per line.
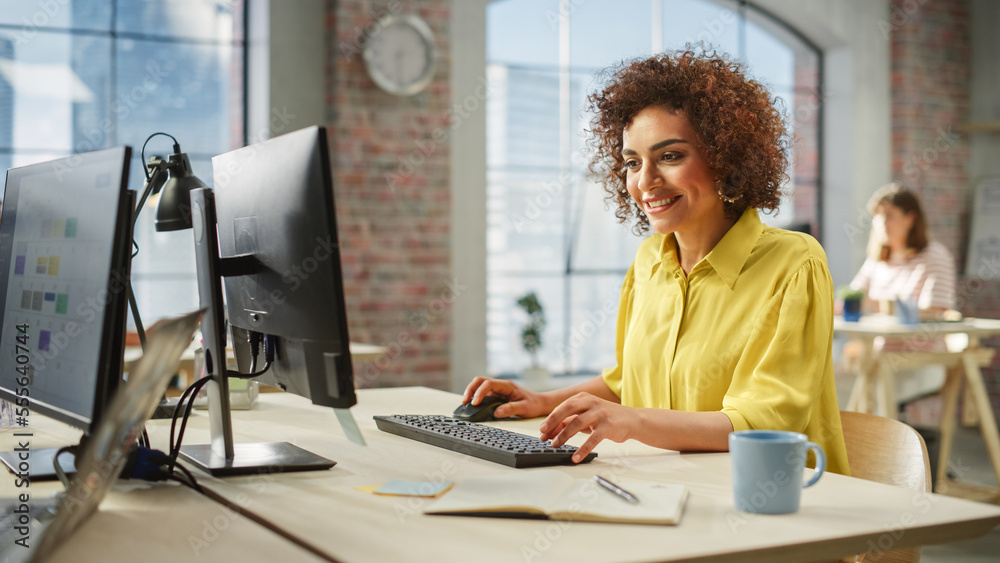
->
373, 414, 597, 468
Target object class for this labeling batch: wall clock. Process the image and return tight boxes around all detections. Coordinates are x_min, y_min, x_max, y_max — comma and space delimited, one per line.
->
363, 14, 437, 96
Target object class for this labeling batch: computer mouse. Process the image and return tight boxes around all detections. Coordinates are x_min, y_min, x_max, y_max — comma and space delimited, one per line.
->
452, 395, 509, 422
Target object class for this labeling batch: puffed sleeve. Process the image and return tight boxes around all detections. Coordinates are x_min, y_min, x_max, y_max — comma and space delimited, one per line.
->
721, 256, 834, 433
600, 264, 636, 399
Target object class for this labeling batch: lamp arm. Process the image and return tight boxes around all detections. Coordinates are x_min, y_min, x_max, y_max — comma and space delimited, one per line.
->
128, 155, 170, 352
134, 157, 169, 230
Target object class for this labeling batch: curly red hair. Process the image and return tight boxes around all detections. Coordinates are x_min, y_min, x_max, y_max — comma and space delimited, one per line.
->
586, 48, 790, 233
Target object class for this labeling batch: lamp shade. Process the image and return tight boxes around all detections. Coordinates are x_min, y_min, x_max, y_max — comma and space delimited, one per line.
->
155, 152, 208, 232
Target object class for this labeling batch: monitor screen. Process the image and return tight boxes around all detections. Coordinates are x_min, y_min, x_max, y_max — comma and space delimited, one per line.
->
212, 126, 356, 409
0, 147, 133, 431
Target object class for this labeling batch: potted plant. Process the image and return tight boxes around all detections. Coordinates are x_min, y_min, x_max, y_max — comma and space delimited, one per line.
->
839, 287, 864, 322
516, 291, 549, 388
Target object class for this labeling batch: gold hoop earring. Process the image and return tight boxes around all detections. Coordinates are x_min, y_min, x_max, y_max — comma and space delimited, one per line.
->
716, 181, 741, 204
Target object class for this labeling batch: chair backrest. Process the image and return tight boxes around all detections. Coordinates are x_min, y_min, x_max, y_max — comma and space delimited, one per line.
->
839, 411, 932, 563
840, 410, 932, 493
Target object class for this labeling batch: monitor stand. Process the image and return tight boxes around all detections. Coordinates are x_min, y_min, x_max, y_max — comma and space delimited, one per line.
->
150, 396, 181, 419
178, 442, 333, 477
0, 448, 76, 481
178, 188, 335, 477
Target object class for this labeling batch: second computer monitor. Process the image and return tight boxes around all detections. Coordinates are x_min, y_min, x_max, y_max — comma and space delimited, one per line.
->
0, 147, 133, 431
212, 125, 356, 409
0, 147, 134, 479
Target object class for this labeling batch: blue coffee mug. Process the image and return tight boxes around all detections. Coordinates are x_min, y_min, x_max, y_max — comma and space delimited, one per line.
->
729, 430, 826, 514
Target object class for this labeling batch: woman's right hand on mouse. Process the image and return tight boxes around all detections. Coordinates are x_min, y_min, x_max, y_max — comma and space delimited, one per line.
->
461, 377, 554, 420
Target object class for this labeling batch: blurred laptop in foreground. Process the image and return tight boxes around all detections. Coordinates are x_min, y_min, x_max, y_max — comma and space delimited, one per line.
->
0, 310, 203, 563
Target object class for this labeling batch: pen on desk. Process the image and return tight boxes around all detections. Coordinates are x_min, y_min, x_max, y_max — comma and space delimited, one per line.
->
593, 475, 640, 504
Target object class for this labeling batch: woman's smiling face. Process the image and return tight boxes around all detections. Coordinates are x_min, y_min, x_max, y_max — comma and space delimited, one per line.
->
622, 106, 725, 236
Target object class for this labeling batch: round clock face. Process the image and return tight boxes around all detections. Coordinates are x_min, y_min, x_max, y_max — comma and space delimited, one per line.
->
363, 14, 436, 96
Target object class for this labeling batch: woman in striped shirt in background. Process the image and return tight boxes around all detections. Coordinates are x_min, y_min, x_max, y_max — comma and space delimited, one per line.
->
849, 183, 958, 404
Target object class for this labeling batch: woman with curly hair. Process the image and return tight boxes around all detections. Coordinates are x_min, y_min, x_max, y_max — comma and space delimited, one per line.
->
462, 49, 849, 474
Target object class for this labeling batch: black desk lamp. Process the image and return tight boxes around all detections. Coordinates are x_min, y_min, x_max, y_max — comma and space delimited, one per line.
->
130, 133, 207, 419
129, 133, 208, 349
152, 151, 206, 232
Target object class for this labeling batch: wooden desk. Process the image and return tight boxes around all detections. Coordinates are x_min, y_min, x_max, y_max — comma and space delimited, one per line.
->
835, 317, 1000, 498
144, 387, 1000, 563
0, 424, 326, 562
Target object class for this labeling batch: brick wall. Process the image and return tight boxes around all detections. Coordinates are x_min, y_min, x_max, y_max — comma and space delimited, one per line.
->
791, 50, 821, 237
890, 0, 1000, 426
890, 0, 971, 261
327, 0, 452, 390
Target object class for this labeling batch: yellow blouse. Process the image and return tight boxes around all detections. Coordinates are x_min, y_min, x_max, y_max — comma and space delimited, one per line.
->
601, 208, 849, 475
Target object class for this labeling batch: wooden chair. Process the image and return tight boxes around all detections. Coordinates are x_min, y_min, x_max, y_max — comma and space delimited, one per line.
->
839, 410, 932, 563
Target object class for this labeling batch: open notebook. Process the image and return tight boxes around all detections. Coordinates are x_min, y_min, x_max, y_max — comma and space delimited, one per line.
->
424, 469, 689, 525
0, 310, 203, 563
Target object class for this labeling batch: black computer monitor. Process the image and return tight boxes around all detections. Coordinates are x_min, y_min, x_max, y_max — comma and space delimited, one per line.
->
215, 125, 355, 408
179, 126, 358, 476
0, 147, 135, 478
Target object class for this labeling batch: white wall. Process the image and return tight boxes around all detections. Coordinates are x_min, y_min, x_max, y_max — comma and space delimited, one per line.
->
248, 0, 327, 141
449, 0, 490, 392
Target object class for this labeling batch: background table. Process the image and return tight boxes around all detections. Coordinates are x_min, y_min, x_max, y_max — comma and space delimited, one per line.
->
144, 387, 1000, 563
835, 317, 1000, 500
123, 340, 387, 390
